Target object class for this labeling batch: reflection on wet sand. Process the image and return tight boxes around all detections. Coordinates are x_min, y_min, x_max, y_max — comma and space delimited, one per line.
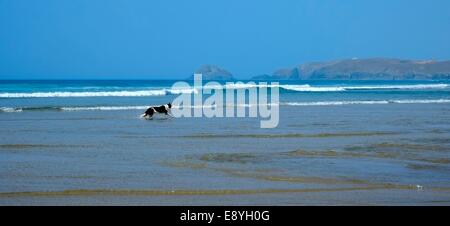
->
181, 131, 399, 139
161, 141, 450, 194
1, 185, 442, 198
344, 142, 450, 164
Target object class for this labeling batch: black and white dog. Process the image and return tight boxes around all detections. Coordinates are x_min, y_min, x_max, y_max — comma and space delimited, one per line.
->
141, 103, 172, 118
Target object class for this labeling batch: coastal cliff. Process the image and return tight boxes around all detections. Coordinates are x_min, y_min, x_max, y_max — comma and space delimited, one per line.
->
252, 58, 450, 80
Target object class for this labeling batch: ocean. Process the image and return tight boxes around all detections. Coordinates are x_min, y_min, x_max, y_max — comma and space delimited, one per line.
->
1, 79, 450, 205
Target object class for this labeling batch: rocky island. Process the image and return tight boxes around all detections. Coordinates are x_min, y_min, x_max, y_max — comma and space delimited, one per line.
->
188, 65, 235, 80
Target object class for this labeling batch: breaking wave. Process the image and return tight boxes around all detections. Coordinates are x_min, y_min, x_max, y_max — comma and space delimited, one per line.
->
0, 88, 198, 98
207, 83, 449, 92
2, 99, 450, 113
283, 99, 450, 106
280, 84, 448, 92
0, 84, 447, 98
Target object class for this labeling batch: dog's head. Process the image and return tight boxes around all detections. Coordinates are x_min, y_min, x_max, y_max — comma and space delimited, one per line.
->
167, 103, 172, 109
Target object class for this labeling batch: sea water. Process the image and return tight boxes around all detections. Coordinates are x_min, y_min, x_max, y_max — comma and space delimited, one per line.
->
1, 80, 450, 205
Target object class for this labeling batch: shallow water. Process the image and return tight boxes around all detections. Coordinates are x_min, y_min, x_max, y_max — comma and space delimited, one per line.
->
1, 80, 450, 205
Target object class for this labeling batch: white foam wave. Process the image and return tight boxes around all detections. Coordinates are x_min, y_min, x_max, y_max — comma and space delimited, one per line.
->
166, 88, 199, 95
392, 99, 450, 104
0, 88, 198, 98
283, 99, 450, 106
279, 84, 448, 92
0, 107, 23, 113
203, 84, 346, 92
61, 106, 149, 111
0, 84, 447, 98
280, 85, 346, 92
207, 83, 449, 92
342, 84, 449, 90
2, 99, 450, 113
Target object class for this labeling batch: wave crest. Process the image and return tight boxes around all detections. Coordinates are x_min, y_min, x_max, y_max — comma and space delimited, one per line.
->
0, 83, 448, 98
208, 83, 449, 92
2, 99, 450, 113
0, 88, 198, 98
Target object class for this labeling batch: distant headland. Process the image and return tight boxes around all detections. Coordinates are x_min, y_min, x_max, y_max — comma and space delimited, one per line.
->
190, 58, 450, 80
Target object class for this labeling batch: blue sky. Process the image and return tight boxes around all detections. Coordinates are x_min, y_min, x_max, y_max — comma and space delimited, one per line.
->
1, 0, 450, 79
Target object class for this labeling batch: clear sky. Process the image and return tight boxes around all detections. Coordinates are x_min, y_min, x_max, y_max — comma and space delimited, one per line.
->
1, 0, 450, 79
